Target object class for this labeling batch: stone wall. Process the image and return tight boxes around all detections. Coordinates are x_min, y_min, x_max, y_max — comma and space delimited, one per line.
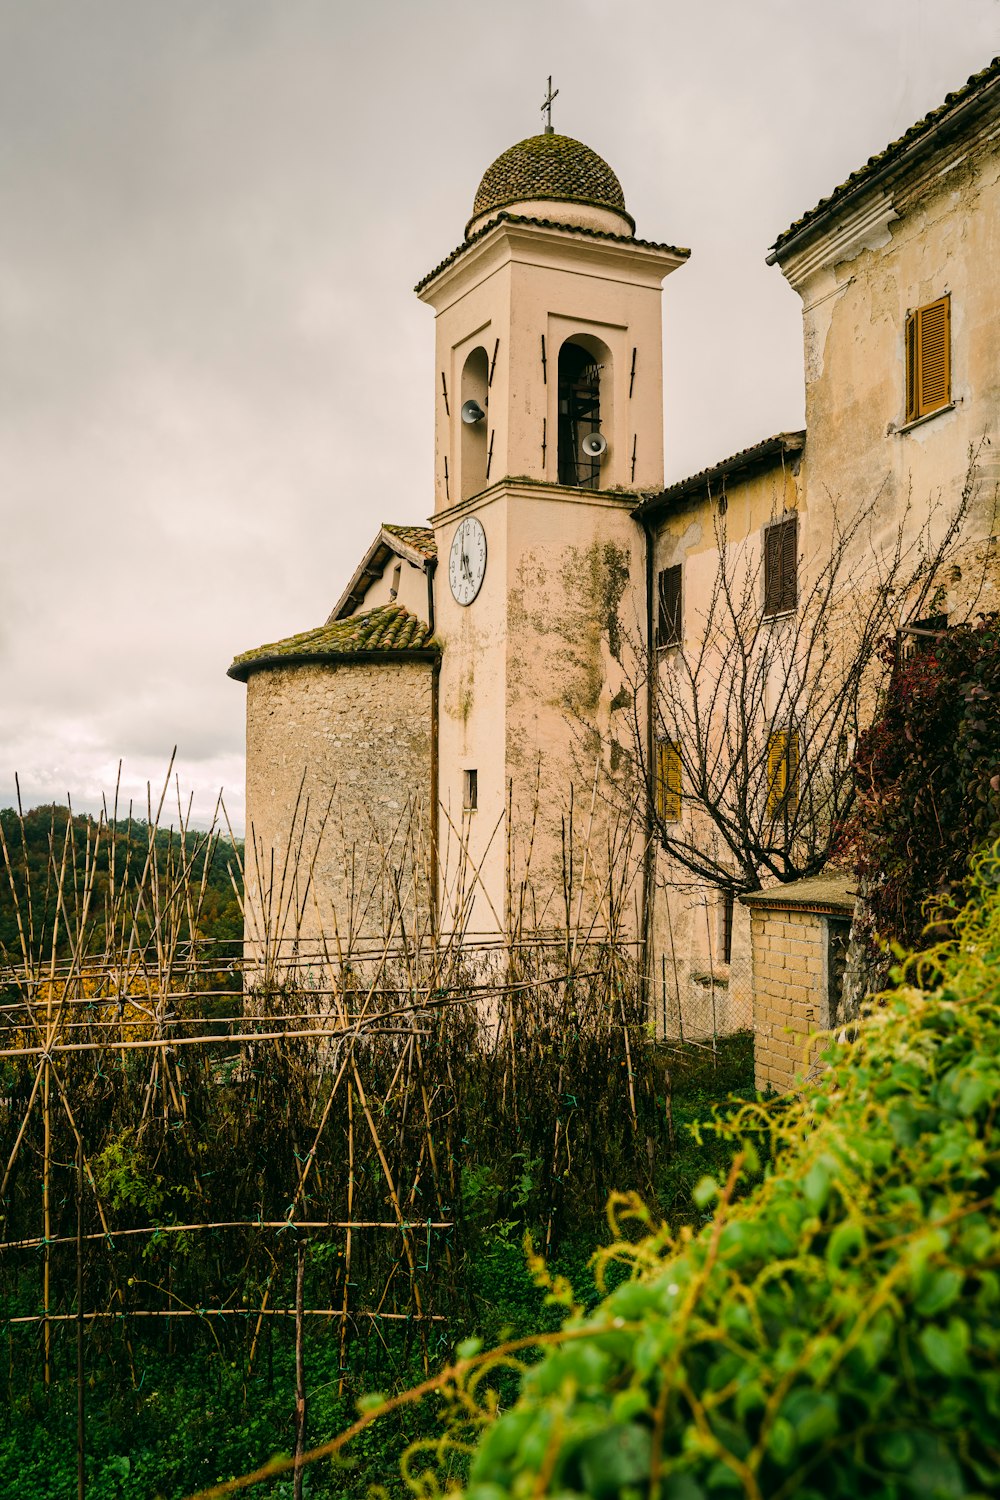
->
743, 874, 855, 1093
243, 658, 435, 953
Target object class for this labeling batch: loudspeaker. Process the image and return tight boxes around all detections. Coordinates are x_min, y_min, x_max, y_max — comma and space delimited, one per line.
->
581, 431, 608, 458
461, 399, 486, 425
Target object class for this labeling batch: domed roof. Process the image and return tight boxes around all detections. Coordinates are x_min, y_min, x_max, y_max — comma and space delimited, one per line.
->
468, 133, 633, 236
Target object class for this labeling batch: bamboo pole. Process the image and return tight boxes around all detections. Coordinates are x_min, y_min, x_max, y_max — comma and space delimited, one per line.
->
76, 1135, 85, 1500
338, 1081, 354, 1396
42, 1058, 51, 1389
293, 1242, 307, 1500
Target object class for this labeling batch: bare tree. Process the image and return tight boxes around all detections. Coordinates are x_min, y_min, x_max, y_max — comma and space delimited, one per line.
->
628, 449, 991, 898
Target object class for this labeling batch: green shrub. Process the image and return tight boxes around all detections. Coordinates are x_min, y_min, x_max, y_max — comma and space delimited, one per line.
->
404, 846, 1000, 1499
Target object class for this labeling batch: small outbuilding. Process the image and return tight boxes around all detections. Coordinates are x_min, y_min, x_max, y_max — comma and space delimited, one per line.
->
741, 873, 856, 1093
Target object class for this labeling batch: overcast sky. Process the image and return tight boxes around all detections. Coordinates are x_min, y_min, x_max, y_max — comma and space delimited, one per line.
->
1, 0, 997, 834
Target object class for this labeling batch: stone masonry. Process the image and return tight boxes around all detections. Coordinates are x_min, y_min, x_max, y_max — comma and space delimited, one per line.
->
742, 873, 856, 1093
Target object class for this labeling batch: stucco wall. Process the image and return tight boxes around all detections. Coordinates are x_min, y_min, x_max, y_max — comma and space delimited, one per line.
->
432, 480, 647, 937
785, 117, 1000, 601
647, 457, 805, 1037
354, 556, 429, 620
419, 220, 683, 511
244, 659, 435, 953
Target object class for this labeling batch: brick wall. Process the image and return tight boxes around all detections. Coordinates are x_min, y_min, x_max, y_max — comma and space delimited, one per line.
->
748, 906, 828, 1093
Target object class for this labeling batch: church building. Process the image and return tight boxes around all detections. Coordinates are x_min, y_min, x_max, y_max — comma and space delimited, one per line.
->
230, 58, 1000, 1048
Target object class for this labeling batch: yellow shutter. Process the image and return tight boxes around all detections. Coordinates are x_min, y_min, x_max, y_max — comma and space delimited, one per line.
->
785, 730, 800, 811
917, 296, 950, 416
906, 296, 950, 422
767, 731, 787, 815
766, 730, 800, 817
655, 740, 682, 822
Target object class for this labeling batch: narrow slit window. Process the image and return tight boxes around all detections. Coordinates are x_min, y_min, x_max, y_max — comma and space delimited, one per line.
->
905, 295, 950, 423
719, 891, 734, 965
655, 740, 682, 823
764, 515, 798, 617
463, 769, 478, 811
656, 565, 682, 647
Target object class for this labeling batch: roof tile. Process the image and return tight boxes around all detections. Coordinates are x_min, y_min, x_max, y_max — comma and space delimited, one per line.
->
634, 431, 806, 518
229, 604, 438, 681
415, 211, 689, 294
771, 56, 1000, 258
381, 523, 436, 559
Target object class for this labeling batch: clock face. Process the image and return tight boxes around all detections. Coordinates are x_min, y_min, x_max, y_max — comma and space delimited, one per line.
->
448, 516, 487, 606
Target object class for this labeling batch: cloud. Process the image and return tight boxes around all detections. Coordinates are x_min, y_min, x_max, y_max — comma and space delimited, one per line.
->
1, 0, 996, 833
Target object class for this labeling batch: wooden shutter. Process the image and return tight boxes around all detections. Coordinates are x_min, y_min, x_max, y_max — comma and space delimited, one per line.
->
905, 311, 918, 422
656, 740, 682, 822
764, 516, 797, 616
766, 731, 786, 814
766, 730, 799, 816
785, 730, 800, 811
906, 296, 950, 422
657, 565, 682, 646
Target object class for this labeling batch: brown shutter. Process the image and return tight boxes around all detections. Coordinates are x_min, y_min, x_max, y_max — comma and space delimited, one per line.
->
917, 296, 950, 416
657, 565, 682, 646
780, 515, 798, 611
764, 525, 782, 615
764, 518, 797, 616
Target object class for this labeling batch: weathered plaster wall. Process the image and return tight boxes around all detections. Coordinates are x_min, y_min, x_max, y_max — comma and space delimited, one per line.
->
433, 481, 646, 935
647, 458, 805, 1036
787, 121, 1000, 604
244, 660, 435, 949
433, 487, 509, 932
504, 486, 646, 920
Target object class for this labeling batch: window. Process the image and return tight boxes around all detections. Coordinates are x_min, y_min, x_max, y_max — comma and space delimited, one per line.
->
899, 613, 949, 662
463, 769, 478, 811
905, 295, 950, 424
764, 515, 797, 617
766, 729, 799, 817
655, 739, 681, 822
656, 565, 682, 647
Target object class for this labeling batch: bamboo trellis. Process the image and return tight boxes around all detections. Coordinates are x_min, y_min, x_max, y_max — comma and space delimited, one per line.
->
0, 763, 673, 1499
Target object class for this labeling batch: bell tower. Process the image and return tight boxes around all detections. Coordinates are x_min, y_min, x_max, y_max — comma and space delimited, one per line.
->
416, 111, 688, 930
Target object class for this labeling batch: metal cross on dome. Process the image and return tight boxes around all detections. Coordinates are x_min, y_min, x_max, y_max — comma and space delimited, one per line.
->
541, 75, 559, 135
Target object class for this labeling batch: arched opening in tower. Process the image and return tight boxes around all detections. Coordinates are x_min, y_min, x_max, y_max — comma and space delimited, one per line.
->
558, 340, 604, 489
460, 346, 490, 499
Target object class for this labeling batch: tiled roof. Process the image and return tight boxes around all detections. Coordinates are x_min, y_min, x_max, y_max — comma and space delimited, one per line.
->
381, 523, 436, 560
634, 431, 806, 519
770, 56, 1000, 260
416, 211, 690, 294
470, 133, 630, 234
228, 605, 438, 682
